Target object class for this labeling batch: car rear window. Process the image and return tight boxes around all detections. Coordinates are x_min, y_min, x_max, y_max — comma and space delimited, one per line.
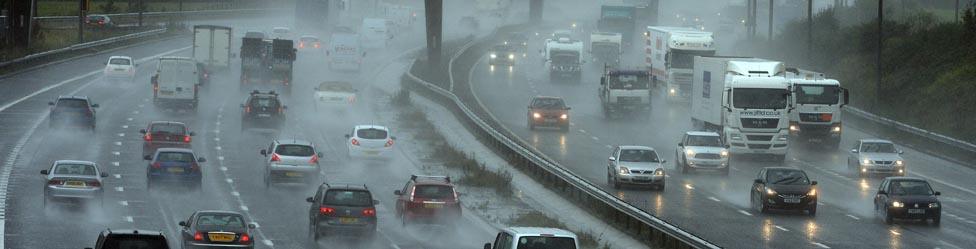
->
301, 37, 319, 42
323, 189, 373, 206
318, 82, 355, 92
413, 185, 454, 199
102, 235, 168, 249
55, 99, 89, 109
357, 128, 388, 139
54, 164, 96, 176
196, 213, 246, 231
110, 58, 131, 65
516, 236, 576, 249
275, 144, 314, 157
150, 123, 185, 135
156, 152, 194, 163
249, 97, 279, 108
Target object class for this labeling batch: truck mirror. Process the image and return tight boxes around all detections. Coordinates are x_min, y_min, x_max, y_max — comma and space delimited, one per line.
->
678, 142, 683, 147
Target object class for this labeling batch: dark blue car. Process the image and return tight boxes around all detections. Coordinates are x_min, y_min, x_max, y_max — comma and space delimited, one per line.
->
145, 148, 205, 190
49, 96, 98, 131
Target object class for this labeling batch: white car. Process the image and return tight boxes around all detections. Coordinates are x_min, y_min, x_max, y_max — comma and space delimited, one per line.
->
313, 81, 357, 110
847, 139, 906, 177
607, 145, 666, 190
675, 131, 730, 175
103, 56, 135, 81
345, 125, 396, 158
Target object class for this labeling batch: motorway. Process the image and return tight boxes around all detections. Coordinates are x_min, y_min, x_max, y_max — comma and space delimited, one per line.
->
468, 26, 976, 248
0, 10, 501, 249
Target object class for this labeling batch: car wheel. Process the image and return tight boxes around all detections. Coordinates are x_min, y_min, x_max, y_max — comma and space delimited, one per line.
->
932, 215, 941, 226
611, 175, 621, 189
808, 205, 817, 216
884, 207, 894, 224
758, 196, 769, 213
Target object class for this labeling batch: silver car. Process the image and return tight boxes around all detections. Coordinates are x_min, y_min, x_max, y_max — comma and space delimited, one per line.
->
41, 160, 108, 207
675, 131, 730, 175
607, 146, 666, 190
260, 139, 323, 187
847, 139, 905, 177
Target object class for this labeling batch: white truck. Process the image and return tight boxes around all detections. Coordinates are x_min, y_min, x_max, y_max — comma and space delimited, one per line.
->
360, 18, 390, 49
589, 32, 622, 66
599, 67, 652, 119
192, 25, 232, 71
326, 33, 365, 71
645, 26, 716, 102
785, 68, 849, 149
151, 57, 200, 110
691, 56, 793, 161
543, 37, 584, 80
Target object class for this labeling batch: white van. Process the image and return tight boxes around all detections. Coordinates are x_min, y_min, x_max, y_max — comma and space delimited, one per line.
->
151, 57, 199, 110
327, 33, 365, 71
483, 227, 579, 249
360, 18, 389, 49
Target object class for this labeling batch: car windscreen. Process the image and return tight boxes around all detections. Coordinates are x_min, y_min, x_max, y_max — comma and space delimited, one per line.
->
55, 99, 89, 109
413, 185, 454, 199
323, 190, 373, 206
889, 181, 934, 196
300, 37, 319, 42
274, 144, 314, 157
515, 236, 577, 249
249, 97, 280, 108
357, 128, 388, 139
687, 135, 723, 147
149, 123, 185, 135
796, 85, 840, 105
860, 142, 896, 153
156, 152, 194, 163
54, 164, 97, 176
531, 98, 566, 109
101, 235, 169, 249
110, 58, 131, 65
618, 149, 659, 162
195, 213, 246, 231
609, 75, 649, 90
318, 82, 355, 92
732, 88, 789, 109
766, 170, 811, 185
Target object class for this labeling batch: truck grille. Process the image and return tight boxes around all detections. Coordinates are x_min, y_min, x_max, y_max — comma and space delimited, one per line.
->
799, 113, 833, 122
694, 153, 721, 159
746, 135, 773, 141
617, 96, 642, 104
747, 144, 771, 150
741, 118, 779, 129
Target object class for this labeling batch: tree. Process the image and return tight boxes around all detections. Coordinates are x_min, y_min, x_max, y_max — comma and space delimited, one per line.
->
963, 2, 976, 43
101, 0, 121, 13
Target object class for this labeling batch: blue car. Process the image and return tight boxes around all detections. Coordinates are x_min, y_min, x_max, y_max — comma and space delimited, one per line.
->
145, 148, 205, 190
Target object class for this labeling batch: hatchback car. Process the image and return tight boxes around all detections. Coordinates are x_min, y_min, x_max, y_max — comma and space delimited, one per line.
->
298, 35, 322, 50
314, 81, 358, 110
394, 175, 461, 226
488, 44, 516, 67
607, 146, 666, 190
86, 229, 169, 249
848, 139, 906, 177
261, 139, 323, 187
103, 56, 135, 81
874, 177, 942, 225
346, 125, 396, 158
145, 148, 206, 190
750, 167, 818, 216
527, 96, 571, 131
241, 90, 287, 131
140, 121, 194, 157
42, 160, 108, 207
49, 96, 98, 130
675, 131, 730, 175
484, 227, 579, 249
179, 210, 256, 249
306, 183, 378, 241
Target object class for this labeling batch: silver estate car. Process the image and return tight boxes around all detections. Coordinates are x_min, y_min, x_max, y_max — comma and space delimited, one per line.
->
261, 139, 323, 187
675, 131, 730, 175
42, 160, 109, 207
848, 139, 906, 177
607, 146, 666, 190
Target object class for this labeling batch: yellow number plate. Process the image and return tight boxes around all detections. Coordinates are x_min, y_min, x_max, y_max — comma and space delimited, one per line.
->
339, 217, 359, 224
65, 181, 86, 187
167, 167, 184, 173
285, 172, 303, 177
208, 233, 235, 242
424, 203, 443, 209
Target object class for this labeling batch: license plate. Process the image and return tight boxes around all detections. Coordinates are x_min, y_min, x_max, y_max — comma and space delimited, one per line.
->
366, 151, 379, 155
424, 203, 443, 209
167, 167, 185, 173
257, 114, 271, 117
339, 217, 359, 224
114, 68, 126, 71
907, 209, 925, 214
636, 176, 650, 180
544, 119, 556, 123
285, 172, 303, 177
208, 233, 235, 242
783, 198, 801, 204
65, 181, 86, 187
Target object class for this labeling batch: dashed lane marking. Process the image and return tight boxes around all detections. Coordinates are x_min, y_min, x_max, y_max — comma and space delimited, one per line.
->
846, 214, 860, 220
121, 125, 128, 129
113, 174, 121, 179
115, 187, 124, 192
812, 242, 830, 248
124, 216, 134, 223
225, 178, 233, 183
231, 191, 239, 196
112, 162, 120, 166
774, 225, 789, 232
114, 141, 122, 146
590, 136, 599, 141
240, 205, 249, 211
218, 156, 224, 161
738, 210, 753, 216
119, 201, 128, 206
220, 166, 227, 171
112, 151, 120, 156
708, 197, 721, 202
117, 133, 125, 137
127, 118, 133, 121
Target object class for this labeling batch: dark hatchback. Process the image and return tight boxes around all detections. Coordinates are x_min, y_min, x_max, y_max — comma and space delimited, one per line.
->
86, 229, 168, 249
241, 90, 287, 130
145, 148, 205, 190
874, 177, 942, 225
307, 183, 378, 241
49, 96, 99, 130
179, 210, 256, 249
751, 167, 818, 216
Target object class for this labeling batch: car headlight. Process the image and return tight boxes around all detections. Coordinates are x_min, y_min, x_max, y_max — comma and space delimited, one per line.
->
560, 113, 568, 119
765, 187, 776, 195
929, 202, 940, 208
720, 150, 729, 157
654, 168, 665, 176
896, 160, 903, 166
891, 201, 904, 208
522, 42, 527, 46
669, 88, 676, 95
685, 149, 695, 157
789, 124, 799, 131
862, 159, 871, 165
490, 53, 497, 59
618, 167, 630, 175
807, 188, 816, 196
508, 54, 515, 59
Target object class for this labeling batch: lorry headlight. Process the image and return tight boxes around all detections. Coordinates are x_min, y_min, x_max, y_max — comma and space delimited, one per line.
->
862, 159, 871, 165
669, 88, 676, 95
490, 53, 497, 59
508, 54, 515, 60
532, 113, 541, 119
896, 160, 903, 166
730, 134, 742, 141
892, 201, 904, 208
831, 125, 842, 133
789, 124, 799, 132
720, 150, 729, 157
618, 167, 630, 175
560, 114, 568, 119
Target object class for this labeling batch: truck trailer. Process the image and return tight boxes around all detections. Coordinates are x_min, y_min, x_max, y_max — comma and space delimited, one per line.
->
645, 26, 716, 103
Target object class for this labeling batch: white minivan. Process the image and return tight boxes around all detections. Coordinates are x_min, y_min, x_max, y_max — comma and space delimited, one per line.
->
484, 227, 579, 249
327, 33, 365, 71
151, 57, 199, 110
360, 18, 390, 49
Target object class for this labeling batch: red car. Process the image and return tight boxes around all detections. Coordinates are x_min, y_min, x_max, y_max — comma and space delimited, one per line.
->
394, 175, 461, 226
140, 121, 194, 157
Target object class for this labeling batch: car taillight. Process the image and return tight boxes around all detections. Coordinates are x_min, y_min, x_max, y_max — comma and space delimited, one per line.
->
362, 208, 376, 217
183, 135, 191, 143
299, 42, 305, 48
384, 139, 394, 147
144, 134, 152, 141
47, 179, 64, 185
348, 96, 356, 103
87, 181, 101, 187
314, 42, 320, 48
151, 162, 161, 169
245, 106, 251, 113
190, 163, 199, 172
193, 231, 203, 241
409, 188, 415, 202
239, 233, 251, 244
310, 154, 319, 164
319, 206, 335, 215
271, 153, 281, 162
351, 138, 359, 146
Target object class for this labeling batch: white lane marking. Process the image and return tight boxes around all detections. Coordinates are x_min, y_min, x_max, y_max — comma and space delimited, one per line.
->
214, 137, 220, 142
215, 121, 221, 126
119, 201, 128, 206
605, 145, 612, 149
215, 146, 222, 151
117, 133, 125, 137
124, 216, 134, 223
579, 129, 586, 134
218, 156, 224, 161
220, 166, 228, 171
214, 129, 220, 134
738, 210, 753, 216
774, 225, 789, 232
590, 136, 599, 141
127, 118, 133, 121
231, 191, 240, 196
708, 197, 721, 202
132, 110, 140, 114
122, 125, 128, 129
112, 151, 120, 156
114, 141, 122, 146
240, 205, 249, 211
115, 187, 124, 192
811, 242, 830, 248
113, 174, 121, 179
262, 240, 274, 247
112, 162, 120, 166
225, 178, 233, 183
138, 104, 144, 108
846, 214, 860, 220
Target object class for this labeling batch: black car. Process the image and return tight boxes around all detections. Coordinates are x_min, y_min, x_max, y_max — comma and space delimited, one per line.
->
179, 210, 256, 249
49, 96, 98, 131
85, 228, 169, 249
306, 183, 378, 241
488, 44, 516, 67
874, 177, 942, 225
750, 167, 818, 216
241, 90, 287, 131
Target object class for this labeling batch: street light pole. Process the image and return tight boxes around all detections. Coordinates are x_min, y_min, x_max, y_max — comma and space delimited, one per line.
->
877, 0, 884, 103
807, 0, 812, 60
768, 0, 773, 42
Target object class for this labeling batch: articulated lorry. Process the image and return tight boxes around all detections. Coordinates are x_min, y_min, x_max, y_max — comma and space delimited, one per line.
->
691, 56, 793, 161
598, 4, 637, 47
645, 26, 716, 102
590, 32, 622, 67
785, 68, 849, 149
544, 37, 584, 80
239, 38, 297, 94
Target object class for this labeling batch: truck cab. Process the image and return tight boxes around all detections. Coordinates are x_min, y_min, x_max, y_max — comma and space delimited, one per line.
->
786, 68, 848, 148
484, 227, 579, 249
599, 68, 651, 119
543, 37, 584, 80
